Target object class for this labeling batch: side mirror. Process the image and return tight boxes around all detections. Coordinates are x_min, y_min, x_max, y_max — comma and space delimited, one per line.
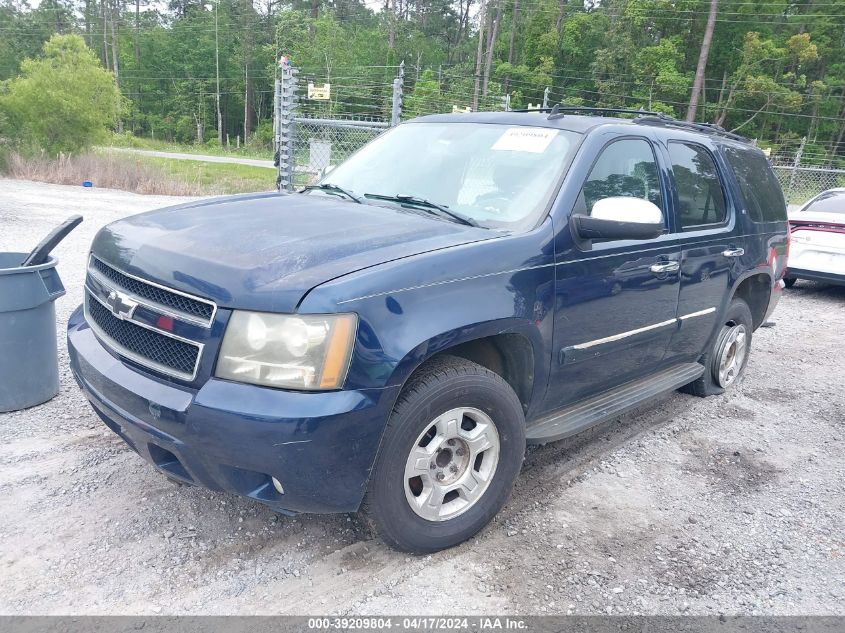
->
321, 164, 336, 178
571, 197, 665, 241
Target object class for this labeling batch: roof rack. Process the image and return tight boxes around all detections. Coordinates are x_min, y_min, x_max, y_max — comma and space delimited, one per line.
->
508, 104, 750, 143
510, 105, 668, 120
633, 115, 749, 143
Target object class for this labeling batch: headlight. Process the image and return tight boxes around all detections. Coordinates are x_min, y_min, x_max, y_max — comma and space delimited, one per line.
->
216, 311, 357, 390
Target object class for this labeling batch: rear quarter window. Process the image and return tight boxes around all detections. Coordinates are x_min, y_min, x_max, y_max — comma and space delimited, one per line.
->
722, 146, 787, 223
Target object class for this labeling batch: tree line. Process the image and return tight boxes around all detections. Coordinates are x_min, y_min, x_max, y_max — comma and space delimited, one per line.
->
1, 0, 844, 164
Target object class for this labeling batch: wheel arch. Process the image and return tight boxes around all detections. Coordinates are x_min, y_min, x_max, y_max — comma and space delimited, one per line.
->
728, 270, 773, 330
386, 323, 543, 418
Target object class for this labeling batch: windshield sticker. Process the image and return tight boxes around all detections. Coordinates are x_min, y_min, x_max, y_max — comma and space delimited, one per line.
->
491, 127, 558, 153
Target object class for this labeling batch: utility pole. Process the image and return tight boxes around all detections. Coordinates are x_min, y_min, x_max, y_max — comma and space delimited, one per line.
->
215, 0, 223, 145
110, 0, 122, 133
244, 63, 250, 142
242, 0, 255, 142
101, 0, 109, 72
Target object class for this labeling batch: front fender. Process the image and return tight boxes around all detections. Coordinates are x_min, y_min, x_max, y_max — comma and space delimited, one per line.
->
299, 220, 556, 413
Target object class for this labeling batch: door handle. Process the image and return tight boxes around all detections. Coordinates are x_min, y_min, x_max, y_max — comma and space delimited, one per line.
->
722, 248, 745, 258
650, 261, 680, 274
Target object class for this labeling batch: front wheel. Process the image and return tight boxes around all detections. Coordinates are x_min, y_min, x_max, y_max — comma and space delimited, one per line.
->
363, 356, 525, 553
783, 276, 797, 288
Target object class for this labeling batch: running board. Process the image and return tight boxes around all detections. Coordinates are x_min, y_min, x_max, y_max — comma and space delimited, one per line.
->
525, 363, 704, 444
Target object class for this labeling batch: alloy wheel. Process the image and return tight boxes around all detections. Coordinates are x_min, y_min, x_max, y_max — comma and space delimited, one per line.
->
715, 323, 748, 388
403, 407, 500, 522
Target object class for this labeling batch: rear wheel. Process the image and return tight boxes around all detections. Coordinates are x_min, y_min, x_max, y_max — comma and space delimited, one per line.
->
682, 298, 753, 397
363, 356, 525, 553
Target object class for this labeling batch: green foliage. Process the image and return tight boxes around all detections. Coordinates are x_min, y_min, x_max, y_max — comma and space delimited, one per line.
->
1, 0, 845, 161
247, 121, 274, 151
405, 70, 447, 117
0, 34, 121, 155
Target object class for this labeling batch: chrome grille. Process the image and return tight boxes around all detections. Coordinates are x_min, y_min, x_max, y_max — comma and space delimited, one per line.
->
89, 256, 215, 326
86, 294, 200, 378
84, 256, 214, 381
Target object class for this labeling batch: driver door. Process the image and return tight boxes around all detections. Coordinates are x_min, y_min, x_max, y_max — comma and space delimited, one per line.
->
542, 136, 681, 412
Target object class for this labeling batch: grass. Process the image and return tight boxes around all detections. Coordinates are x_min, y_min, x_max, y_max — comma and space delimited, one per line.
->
2, 151, 276, 196
106, 132, 273, 160
133, 155, 276, 194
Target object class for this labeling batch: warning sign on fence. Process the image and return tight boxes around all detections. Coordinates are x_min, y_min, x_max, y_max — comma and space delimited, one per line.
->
308, 82, 331, 100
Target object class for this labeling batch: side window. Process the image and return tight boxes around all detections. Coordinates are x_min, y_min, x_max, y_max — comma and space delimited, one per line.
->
575, 138, 663, 217
722, 145, 787, 222
668, 142, 727, 229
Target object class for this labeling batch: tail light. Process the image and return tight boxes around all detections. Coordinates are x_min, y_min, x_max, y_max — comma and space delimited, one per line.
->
785, 224, 791, 261
789, 219, 845, 235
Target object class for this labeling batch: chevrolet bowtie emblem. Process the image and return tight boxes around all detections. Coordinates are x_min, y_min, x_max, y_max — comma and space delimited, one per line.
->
106, 290, 138, 320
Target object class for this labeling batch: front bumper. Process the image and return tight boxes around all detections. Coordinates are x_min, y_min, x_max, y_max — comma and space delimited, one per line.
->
67, 306, 399, 514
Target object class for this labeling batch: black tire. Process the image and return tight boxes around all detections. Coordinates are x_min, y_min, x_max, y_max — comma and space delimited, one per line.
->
362, 355, 525, 553
783, 276, 797, 288
682, 297, 754, 398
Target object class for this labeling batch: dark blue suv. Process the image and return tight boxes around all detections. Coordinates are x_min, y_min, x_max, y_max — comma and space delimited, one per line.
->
68, 110, 789, 552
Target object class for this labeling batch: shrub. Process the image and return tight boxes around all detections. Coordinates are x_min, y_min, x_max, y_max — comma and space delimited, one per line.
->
247, 120, 274, 151
0, 34, 122, 155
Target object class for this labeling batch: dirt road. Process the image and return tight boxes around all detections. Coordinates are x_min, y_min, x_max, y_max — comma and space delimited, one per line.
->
1, 179, 843, 615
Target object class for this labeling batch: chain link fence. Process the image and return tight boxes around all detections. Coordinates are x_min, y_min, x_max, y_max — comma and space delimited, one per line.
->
772, 165, 845, 206
273, 60, 403, 190
292, 117, 387, 188
275, 62, 845, 202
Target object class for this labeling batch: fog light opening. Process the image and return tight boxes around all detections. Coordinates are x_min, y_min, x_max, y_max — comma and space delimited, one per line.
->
271, 477, 285, 495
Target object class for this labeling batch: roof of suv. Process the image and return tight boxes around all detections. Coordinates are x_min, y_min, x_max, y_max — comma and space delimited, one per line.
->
413, 111, 629, 133
412, 110, 752, 145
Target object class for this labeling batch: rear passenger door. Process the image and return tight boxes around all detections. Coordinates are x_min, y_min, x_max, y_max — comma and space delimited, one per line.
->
663, 139, 743, 362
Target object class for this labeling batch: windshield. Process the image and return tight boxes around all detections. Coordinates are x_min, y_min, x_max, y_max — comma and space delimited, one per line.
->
313, 122, 580, 230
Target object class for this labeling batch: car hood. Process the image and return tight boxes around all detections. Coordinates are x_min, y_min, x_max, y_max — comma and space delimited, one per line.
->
91, 192, 494, 313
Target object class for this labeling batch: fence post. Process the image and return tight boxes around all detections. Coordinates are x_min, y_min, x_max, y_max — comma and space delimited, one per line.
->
273, 75, 280, 166
391, 60, 405, 127
275, 57, 298, 191
788, 136, 806, 197
542, 87, 550, 110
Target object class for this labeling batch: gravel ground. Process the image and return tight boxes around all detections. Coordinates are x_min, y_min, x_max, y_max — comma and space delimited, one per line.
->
1, 178, 843, 616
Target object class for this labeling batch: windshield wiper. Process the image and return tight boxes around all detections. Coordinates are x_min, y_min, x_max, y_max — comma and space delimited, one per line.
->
300, 183, 363, 204
363, 193, 478, 227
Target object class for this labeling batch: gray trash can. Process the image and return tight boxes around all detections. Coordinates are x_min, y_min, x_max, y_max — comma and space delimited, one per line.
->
0, 252, 66, 412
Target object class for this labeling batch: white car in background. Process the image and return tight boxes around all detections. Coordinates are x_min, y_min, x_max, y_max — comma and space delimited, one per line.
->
785, 188, 845, 288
